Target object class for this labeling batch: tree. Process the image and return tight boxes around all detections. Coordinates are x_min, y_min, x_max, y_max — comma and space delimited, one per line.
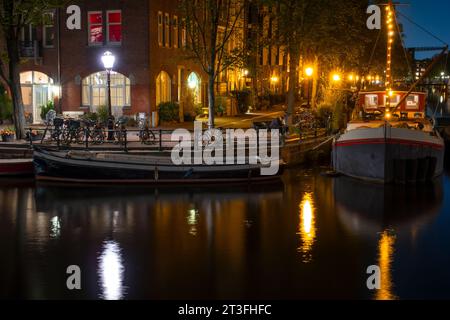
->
257, 0, 327, 124
258, 0, 374, 123
179, 0, 247, 129
0, 0, 64, 139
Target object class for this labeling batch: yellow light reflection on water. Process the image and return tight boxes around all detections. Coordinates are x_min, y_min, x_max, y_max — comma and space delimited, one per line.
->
298, 193, 316, 263
187, 209, 199, 236
376, 230, 397, 300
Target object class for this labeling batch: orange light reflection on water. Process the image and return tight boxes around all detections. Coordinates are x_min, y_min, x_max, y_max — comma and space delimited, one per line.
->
298, 193, 316, 263
376, 230, 397, 300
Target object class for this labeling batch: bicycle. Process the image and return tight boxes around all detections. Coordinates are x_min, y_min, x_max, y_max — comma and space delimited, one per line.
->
62, 119, 83, 145
41, 112, 65, 144
138, 117, 156, 145
114, 117, 128, 145
77, 119, 106, 145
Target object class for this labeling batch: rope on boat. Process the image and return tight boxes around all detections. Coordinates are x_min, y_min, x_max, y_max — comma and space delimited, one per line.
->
394, 11, 413, 77
298, 134, 337, 154
311, 135, 337, 151
397, 12, 448, 46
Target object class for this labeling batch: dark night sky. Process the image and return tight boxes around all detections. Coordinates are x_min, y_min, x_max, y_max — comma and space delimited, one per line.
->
397, 0, 450, 58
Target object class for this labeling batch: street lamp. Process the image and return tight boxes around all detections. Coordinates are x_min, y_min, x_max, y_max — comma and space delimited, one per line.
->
332, 73, 341, 82
305, 67, 314, 108
101, 51, 116, 117
101, 51, 116, 141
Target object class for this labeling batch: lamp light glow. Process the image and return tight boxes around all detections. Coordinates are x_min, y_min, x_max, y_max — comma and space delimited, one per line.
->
101, 51, 116, 70
332, 73, 341, 82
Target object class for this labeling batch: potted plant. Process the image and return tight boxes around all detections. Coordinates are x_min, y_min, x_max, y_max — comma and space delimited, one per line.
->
0, 128, 15, 142
26, 130, 44, 142
214, 96, 227, 117
40, 101, 55, 122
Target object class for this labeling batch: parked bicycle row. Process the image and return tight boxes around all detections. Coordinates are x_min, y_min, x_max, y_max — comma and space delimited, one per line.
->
38, 111, 158, 146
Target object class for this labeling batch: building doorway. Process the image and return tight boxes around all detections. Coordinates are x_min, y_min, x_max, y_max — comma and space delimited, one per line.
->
20, 71, 56, 124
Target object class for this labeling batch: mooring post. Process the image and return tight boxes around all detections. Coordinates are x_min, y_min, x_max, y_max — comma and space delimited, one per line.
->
85, 128, 89, 150
28, 128, 33, 149
124, 129, 128, 153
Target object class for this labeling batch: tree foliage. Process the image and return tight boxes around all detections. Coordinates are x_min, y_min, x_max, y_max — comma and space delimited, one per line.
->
0, 0, 66, 138
179, 0, 247, 128
257, 1, 412, 93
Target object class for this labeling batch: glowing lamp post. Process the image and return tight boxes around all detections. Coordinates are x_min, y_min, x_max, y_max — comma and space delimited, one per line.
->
305, 67, 314, 108
101, 51, 116, 117
101, 51, 115, 141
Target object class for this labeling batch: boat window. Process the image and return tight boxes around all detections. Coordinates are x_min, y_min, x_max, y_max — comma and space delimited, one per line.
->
405, 95, 419, 110
364, 94, 378, 108
384, 94, 400, 106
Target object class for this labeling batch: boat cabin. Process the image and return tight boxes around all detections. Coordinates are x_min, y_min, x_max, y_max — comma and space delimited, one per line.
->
358, 91, 426, 120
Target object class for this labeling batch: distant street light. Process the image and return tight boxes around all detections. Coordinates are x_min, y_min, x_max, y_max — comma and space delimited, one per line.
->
305, 67, 314, 108
332, 73, 341, 82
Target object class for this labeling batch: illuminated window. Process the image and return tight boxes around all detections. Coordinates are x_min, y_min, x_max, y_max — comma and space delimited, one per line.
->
19, 71, 55, 123
181, 18, 187, 48
406, 95, 419, 110
365, 94, 378, 108
82, 72, 131, 112
107, 11, 122, 44
384, 94, 400, 106
158, 12, 163, 47
187, 72, 201, 104
88, 11, 103, 45
156, 71, 171, 106
164, 13, 170, 48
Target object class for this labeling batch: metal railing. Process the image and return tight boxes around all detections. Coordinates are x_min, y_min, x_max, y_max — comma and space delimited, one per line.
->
26, 125, 328, 153
27, 127, 166, 152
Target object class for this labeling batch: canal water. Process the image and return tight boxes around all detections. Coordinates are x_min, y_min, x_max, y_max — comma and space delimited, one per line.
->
0, 166, 450, 300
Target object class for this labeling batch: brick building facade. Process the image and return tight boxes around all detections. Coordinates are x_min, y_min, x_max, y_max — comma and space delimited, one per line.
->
19, 0, 153, 123
16, 0, 260, 124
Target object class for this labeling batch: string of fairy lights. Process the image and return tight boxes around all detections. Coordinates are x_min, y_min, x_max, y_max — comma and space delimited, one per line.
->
386, 3, 395, 116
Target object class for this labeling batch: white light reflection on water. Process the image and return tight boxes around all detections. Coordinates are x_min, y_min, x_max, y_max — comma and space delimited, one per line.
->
98, 240, 126, 300
50, 216, 61, 239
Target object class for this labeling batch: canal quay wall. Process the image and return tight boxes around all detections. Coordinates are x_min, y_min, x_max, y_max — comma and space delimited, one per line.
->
0, 135, 334, 166
0, 145, 33, 159
282, 135, 333, 166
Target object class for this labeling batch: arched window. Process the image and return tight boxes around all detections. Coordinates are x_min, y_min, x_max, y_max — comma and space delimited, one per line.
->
187, 72, 201, 104
82, 71, 131, 115
20, 71, 55, 124
156, 71, 171, 106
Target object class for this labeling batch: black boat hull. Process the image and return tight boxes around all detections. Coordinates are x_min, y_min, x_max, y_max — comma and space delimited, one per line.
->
33, 149, 284, 184
333, 125, 445, 184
